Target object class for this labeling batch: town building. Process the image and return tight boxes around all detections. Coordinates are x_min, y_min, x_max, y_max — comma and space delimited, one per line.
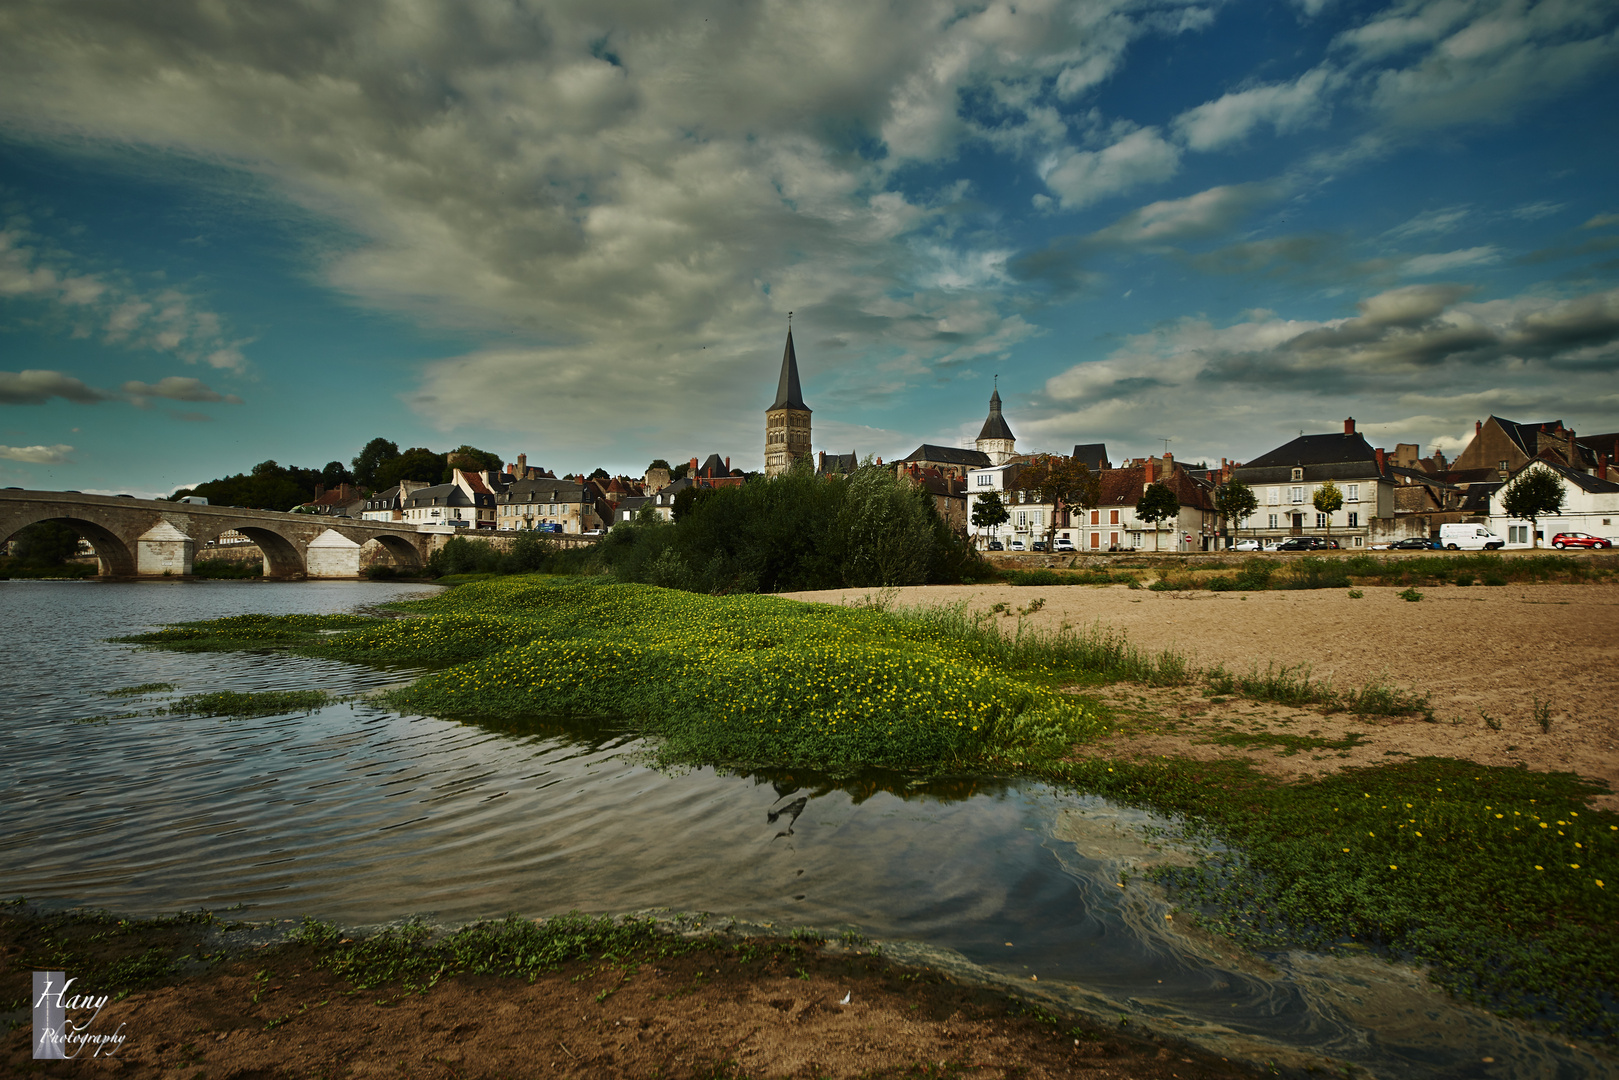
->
765, 327, 811, 477
1227, 419, 1395, 548
403, 470, 499, 530
975, 381, 1017, 465
1082, 456, 1217, 552
494, 477, 604, 533
1489, 459, 1619, 547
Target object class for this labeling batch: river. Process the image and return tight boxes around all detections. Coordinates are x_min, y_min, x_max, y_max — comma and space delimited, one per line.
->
1, 580, 1606, 1077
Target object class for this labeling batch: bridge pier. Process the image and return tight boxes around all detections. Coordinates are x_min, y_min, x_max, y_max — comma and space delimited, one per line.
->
306, 529, 362, 578
136, 521, 195, 576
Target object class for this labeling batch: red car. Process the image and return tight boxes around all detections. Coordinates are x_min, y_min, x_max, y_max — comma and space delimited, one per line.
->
1551, 532, 1613, 549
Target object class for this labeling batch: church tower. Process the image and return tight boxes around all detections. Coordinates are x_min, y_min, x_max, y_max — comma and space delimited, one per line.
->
975, 378, 1016, 465
765, 323, 812, 477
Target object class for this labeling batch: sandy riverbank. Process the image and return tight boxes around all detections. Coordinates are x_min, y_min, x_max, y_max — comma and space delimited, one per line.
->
780, 582, 1619, 805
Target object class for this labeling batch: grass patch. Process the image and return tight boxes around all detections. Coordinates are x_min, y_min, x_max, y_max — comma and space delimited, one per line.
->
103, 682, 176, 697
0, 902, 218, 1001
114, 612, 384, 652
1205, 728, 1368, 755
1222, 663, 1432, 719
163, 690, 334, 718
1004, 568, 1139, 586
1041, 757, 1618, 1042
0, 560, 100, 579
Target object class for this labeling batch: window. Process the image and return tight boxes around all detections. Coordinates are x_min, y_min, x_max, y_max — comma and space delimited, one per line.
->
1268, 514, 1278, 528
975, 473, 992, 486
1346, 484, 1359, 502
1109, 509, 1119, 524
1016, 510, 1027, 527
1267, 487, 1279, 505
1291, 468, 1304, 481
1348, 512, 1359, 528
1090, 509, 1099, 525
1290, 486, 1305, 503
1353, 536, 1363, 547
1510, 525, 1529, 544
1498, 460, 1509, 472
1316, 513, 1328, 528
1090, 532, 1100, 549
1131, 531, 1142, 547
1031, 510, 1043, 527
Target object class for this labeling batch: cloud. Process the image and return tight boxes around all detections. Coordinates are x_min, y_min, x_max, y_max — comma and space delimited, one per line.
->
1039, 127, 1183, 209
0, 227, 250, 371
0, 369, 111, 405
0, 443, 74, 464
1401, 245, 1501, 276
122, 377, 244, 407
1030, 282, 1619, 461
1172, 67, 1337, 151
1383, 206, 1471, 241
1584, 213, 1619, 230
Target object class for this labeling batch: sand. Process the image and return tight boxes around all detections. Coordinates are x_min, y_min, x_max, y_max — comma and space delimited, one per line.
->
779, 582, 1619, 806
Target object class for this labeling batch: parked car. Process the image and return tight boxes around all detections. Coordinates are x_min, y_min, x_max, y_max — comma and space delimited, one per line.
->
1275, 536, 1337, 551
1232, 539, 1262, 551
1030, 540, 1047, 552
1008, 539, 1026, 551
1053, 538, 1076, 552
1389, 537, 1435, 550
985, 539, 1004, 551
1552, 532, 1613, 549
1438, 523, 1505, 550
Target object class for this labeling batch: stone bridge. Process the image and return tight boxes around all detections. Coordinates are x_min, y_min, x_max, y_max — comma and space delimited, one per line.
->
0, 489, 431, 578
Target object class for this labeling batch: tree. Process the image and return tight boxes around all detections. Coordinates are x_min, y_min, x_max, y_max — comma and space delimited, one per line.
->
646, 459, 672, 473
971, 490, 1010, 547
589, 467, 610, 480
444, 444, 503, 480
8, 521, 81, 565
351, 438, 400, 491
1312, 479, 1344, 541
1501, 467, 1566, 548
320, 460, 354, 489
1135, 482, 1182, 552
1015, 455, 1099, 550
1214, 481, 1258, 546
375, 447, 447, 490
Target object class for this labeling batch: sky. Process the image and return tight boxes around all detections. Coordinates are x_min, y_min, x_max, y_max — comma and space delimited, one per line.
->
1, 0, 1616, 497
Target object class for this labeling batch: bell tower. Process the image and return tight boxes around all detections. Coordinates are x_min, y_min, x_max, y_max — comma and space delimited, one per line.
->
975, 377, 1016, 465
765, 318, 812, 477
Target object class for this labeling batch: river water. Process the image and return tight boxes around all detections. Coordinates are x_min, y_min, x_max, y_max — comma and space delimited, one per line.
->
1, 580, 1607, 1078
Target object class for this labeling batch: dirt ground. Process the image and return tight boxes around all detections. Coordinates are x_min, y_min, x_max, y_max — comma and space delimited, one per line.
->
3, 925, 1254, 1079
780, 582, 1619, 808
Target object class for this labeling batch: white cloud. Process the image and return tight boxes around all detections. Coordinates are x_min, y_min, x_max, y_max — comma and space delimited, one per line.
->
1172, 67, 1337, 151
0, 227, 250, 372
0, 444, 74, 464
1039, 127, 1182, 209
1383, 205, 1471, 240
122, 377, 244, 407
1401, 245, 1501, 276
0, 369, 111, 405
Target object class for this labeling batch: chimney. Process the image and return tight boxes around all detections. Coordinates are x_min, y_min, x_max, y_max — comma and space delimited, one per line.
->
724, 456, 730, 473
518, 453, 527, 470
1344, 417, 1356, 435
1375, 447, 1386, 474
1568, 428, 1577, 470
1144, 457, 1156, 484
690, 457, 699, 475
1475, 419, 1482, 436
818, 451, 826, 473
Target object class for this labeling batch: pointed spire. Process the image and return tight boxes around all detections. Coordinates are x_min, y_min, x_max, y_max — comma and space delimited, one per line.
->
977, 376, 1013, 442
769, 321, 809, 412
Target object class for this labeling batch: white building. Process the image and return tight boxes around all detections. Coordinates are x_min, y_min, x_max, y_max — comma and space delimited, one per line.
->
1489, 460, 1619, 547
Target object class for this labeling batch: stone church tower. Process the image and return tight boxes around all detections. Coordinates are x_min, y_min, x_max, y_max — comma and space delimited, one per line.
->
975, 379, 1016, 465
765, 326, 812, 477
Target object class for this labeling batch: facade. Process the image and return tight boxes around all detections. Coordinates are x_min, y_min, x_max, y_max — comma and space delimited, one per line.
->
1489, 459, 1619, 547
764, 328, 811, 477
901, 444, 992, 478
1228, 419, 1395, 548
1081, 457, 1217, 552
1452, 416, 1598, 479
975, 382, 1017, 465
494, 478, 604, 534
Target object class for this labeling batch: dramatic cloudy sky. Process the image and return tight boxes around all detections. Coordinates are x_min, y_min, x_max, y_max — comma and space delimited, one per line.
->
1, 0, 1616, 494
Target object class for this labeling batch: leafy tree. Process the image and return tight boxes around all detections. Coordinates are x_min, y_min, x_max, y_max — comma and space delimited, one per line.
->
351, 437, 400, 491
444, 444, 504, 480
375, 447, 447, 490
670, 461, 690, 480
1134, 482, 1182, 552
1214, 481, 1258, 545
8, 521, 81, 565
672, 485, 714, 522
647, 459, 671, 472
175, 463, 311, 511
320, 460, 354, 489
1501, 467, 1566, 548
1312, 479, 1344, 540
1015, 455, 1099, 549
971, 490, 1009, 546
589, 467, 610, 480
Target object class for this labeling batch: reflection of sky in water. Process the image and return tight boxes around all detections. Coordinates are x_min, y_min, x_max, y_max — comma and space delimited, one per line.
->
1, 581, 1604, 1079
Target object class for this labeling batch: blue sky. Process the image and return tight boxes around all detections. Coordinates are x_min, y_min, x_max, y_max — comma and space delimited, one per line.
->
1, 0, 1616, 496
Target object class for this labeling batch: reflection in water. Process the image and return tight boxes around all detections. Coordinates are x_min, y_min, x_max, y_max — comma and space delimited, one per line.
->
1, 581, 1608, 1079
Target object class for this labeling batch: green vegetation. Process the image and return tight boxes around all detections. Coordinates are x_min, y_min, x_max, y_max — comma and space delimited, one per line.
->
114, 612, 382, 652
1156, 552, 1613, 593
1045, 757, 1617, 1040
1004, 567, 1139, 586
1203, 663, 1433, 719
0, 903, 219, 1001
103, 682, 176, 697
1500, 468, 1566, 548
164, 690, 334, 717
601, 462, 989, 592
0, 520, 99, 577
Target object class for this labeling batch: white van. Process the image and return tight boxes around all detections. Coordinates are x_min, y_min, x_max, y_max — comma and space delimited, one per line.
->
1439, 523, 1505, 551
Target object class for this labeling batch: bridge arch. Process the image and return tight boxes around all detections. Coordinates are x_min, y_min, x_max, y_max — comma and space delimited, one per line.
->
0, 512, 136, 576
361, 533, 423, 569
228, 526, 306, 578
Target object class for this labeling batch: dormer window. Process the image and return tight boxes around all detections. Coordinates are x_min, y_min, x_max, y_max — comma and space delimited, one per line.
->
1290, 467, 1303, 481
